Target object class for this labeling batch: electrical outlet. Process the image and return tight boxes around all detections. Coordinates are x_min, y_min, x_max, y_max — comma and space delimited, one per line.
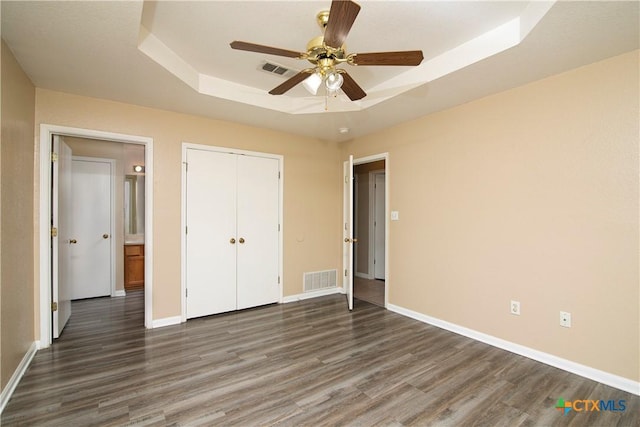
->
560, 311, 572, 328
510, 300, 521, 315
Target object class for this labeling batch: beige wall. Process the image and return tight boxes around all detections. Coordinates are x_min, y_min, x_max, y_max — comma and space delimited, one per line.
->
343, 50, 640, 382
63, 136, 126, 293
1, 41, 36, 389
35, 90, 343, 320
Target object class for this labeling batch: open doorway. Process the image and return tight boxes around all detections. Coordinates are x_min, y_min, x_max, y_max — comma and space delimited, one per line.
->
69, 138, 146, 286
39, 124, 154, 348
353, 159, 386, 307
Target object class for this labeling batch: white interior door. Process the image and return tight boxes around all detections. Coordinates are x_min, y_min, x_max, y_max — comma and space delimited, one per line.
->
374, 172, 386, 280
186, 149, 237, 318
236, 155, 279, 310
70, 158, 112, 299
343, 156, 354, 310
52, 136, 72, 338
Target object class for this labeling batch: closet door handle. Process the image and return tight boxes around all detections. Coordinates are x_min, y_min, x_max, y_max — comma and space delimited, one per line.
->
230, 238, 236, 244
239, 238, 245, 244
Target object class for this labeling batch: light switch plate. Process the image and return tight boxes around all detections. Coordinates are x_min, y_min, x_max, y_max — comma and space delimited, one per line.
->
391, 211, 399, 221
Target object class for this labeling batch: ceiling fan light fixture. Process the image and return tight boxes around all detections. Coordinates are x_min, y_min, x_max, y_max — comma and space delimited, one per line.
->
303, 72, 323, 95
325, 71, 343, 91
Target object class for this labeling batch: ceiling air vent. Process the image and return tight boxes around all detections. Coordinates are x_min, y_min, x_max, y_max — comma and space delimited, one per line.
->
259, 61, 296, 78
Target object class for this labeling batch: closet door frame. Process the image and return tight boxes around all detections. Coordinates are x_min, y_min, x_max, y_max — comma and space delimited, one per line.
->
180, 143, 284, 322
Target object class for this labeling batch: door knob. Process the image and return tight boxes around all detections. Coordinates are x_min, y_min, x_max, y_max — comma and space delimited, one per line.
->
230, 238, 236, 244
103, 234, 109, 239
344, 237, 358, 243
69, 239, 77, 244
239, 237, 245, 244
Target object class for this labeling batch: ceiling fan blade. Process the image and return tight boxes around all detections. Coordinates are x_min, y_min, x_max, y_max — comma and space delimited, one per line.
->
323, 0, 361, 48
340, 72, 366, 101
230, 41, 304, 58
351, 50, 424, 66
269, 71, 312, 95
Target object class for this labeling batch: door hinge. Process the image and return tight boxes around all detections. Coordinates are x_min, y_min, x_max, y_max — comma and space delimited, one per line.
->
278, 224, 280, 231
183, 161, 188, 172
186, 288, 188, 298
51, 301, 58, 312
51, 152, 58, 162
344, 269, 348, 277
51, 227, 58, 237
345, 175, 348, 184
278, 276, 280, 284
278, 171, 281, 179
185, 226, 188, 235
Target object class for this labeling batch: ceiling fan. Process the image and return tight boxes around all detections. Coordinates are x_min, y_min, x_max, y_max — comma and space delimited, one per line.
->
230, 0, 424, 101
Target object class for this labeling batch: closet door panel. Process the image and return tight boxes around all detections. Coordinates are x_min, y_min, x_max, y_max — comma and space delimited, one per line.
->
186, 149, 237, 318
236, 155, 280, 309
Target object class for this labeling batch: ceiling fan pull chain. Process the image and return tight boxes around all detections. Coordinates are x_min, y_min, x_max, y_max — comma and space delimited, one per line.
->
325, 87, 329, 111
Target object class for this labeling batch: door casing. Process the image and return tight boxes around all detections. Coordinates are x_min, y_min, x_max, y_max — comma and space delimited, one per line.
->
39, 124, 154, 347
344, 153, 389, 308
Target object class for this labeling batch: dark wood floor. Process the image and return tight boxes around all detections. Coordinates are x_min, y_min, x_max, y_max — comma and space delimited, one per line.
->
3, 292, 638, 426
354, 277, 385, 307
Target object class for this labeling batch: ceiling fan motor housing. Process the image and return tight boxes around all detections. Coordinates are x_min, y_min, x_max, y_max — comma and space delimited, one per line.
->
306, 35, 347, 71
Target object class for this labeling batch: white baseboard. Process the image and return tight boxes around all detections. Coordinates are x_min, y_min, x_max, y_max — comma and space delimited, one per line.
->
151, 316, 182, 328
355, 272, 373, 280
283, 287, 344, 303
112, 289, 126, 297
0, 341, 37, 414
388, 304, 640, 396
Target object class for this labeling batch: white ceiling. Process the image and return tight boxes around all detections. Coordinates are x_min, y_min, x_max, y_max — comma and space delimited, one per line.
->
2, 1, 638, 142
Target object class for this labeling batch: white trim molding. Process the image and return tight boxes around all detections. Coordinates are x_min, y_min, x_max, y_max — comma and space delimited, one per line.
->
0, 342, 37, 414
388, 304, 640, 396
113, 290, 126, 297
151, 316, 182, 329
283, 287, 344, 304
352, 153, 389, 308
39, 124, 155, 348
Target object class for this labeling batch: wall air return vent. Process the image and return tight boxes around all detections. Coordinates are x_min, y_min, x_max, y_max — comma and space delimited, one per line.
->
303, 270, 337, 293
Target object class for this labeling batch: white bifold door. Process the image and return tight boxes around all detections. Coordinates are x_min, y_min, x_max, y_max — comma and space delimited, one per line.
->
185, 148, 280, 319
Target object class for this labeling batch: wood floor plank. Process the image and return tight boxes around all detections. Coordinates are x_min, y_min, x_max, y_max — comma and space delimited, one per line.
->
2, 291, 638, 426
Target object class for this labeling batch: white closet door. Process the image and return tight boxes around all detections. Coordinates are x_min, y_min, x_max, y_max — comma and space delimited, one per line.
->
186, 149, 237, 318
236, 155, 280, 310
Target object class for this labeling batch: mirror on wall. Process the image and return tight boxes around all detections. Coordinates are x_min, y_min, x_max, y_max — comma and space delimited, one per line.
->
124, 175, 145, 235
